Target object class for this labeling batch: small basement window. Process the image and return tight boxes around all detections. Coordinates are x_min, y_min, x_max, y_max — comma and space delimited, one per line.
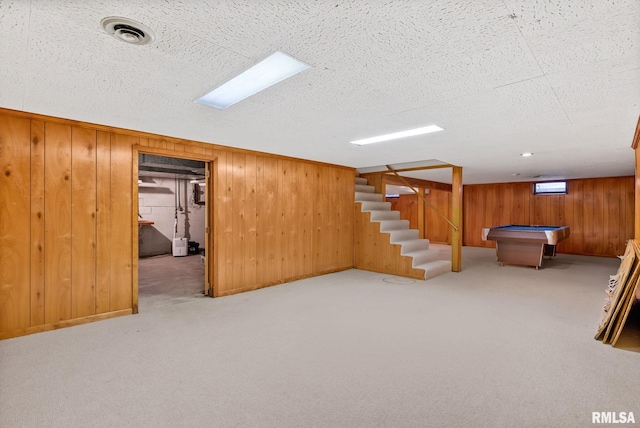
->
533, 181, 567, 195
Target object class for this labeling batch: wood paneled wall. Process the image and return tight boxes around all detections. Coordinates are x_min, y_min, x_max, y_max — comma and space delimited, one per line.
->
465, 178, 634, 257
387, 196, 418, 229
208, 150, 353, 296
0, 110, 354, 338
387, 178, 634, 257
387, 189, 452, 244
1, 116, 134, 337
426, 189, 453, 245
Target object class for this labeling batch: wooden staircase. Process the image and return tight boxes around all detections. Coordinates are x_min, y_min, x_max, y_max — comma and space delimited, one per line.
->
354, 176, 452, 280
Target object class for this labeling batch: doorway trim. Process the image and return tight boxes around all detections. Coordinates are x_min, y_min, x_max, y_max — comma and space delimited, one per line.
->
132, 145, 217, 313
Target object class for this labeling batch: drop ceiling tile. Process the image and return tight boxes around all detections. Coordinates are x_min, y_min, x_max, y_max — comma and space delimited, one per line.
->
503, 0, 640, 74
0, 0, 637, 184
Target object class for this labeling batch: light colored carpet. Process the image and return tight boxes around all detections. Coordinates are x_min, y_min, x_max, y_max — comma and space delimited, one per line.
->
1, 246, 638, 428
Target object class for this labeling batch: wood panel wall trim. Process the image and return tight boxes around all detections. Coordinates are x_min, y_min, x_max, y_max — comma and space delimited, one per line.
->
71, 126, 97, 319
30, 120, 46, 326
134, 145, 217, 161
0, 309, 132, 340
131, 147, 139, 314
631, 115, 640, 149
0, 115, 31, 333
378, 164, 454, 173
215, 267, 353, 297
451, 166, 463, 272
380, 174, 452, 192
132, 145, 218, 305
95, 131, 112, 314
0, 108, 354, 171
44, 122, 72, 324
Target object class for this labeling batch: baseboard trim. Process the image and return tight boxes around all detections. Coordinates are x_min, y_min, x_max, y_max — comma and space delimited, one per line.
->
0, 309, 133, 340
216, 267, 352, 297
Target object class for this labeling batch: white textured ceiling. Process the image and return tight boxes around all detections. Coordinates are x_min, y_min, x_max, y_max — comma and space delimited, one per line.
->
1, 0, 638, 184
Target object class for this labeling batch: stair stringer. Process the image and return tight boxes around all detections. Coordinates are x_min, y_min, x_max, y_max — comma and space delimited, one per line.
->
354, 202, 427, 280
354, 175, 452, 280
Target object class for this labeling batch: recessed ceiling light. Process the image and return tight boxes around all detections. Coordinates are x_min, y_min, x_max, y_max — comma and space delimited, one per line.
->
195, 51, 310, 110
520, 152, 534, 157
512, 173, 521, 176
349, 125, 444, 146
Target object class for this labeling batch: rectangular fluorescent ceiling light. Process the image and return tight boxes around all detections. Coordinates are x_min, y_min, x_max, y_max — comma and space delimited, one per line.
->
195, 51, 310, 110
349, 125, 444, 145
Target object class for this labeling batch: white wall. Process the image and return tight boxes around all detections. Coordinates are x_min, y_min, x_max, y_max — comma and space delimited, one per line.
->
138, 178, 206, 257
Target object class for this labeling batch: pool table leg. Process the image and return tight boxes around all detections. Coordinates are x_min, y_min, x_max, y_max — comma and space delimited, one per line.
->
543, 244, 557, 257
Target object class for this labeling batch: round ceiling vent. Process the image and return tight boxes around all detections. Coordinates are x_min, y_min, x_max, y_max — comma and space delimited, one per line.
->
101, 17, 154, 45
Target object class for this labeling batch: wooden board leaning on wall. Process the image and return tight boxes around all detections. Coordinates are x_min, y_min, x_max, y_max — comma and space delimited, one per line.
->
595, 239, 640, 347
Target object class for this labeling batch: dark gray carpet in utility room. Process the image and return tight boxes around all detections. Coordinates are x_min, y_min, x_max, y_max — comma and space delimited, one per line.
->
138, 254, 206, 310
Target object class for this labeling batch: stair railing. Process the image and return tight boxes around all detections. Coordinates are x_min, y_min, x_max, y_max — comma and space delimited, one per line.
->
385, 165, 459, 232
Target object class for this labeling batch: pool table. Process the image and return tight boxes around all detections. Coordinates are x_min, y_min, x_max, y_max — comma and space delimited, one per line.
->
481, 225, 570, 269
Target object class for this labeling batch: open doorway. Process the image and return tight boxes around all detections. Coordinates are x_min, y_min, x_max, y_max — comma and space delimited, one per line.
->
135, 153, 211, 311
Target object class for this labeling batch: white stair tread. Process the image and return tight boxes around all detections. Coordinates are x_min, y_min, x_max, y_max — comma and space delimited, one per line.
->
360, 201, 391, 211
369, 210, 400, 221
355, 177, 368, 185
404, 248, 445, 267
355, 184, 376, 193
354, 182, 451, 281
399, 239, 430, 254
414, 260, 452, 280
388, 229, 419, 242
378, 219, 410, 231
354, 191, 383, 202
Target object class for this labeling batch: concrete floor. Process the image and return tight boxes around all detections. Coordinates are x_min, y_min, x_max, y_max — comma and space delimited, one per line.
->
138, 253, 206, 311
